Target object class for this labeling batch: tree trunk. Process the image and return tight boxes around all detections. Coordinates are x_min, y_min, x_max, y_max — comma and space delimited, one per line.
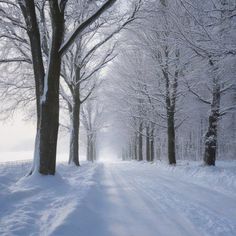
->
18, 0, 45, 123
167, 112, 176, 165
134, 133, 138, 160
164, 61, 176, 165
146, 126, 150, 161
204, 77, 220, 166
19, 0, 45, 175
138, 123, 143, 161
93, 137, 97, 161
90, 140, 94, 162
87, 134, 95, 162
38, 1, 65, 175
69, 94, 80, 166
150, 127, 155, 162
87, 134, 91, 161
129, 140, 133, 159
162, 46, 178, 165
91, 138, 96, 162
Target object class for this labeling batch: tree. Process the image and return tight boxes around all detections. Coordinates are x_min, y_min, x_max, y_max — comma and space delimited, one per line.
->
0, 0, 34, 119
135, 0, 186, 164
178, 0, 236, 165
15, 0, 117, 174
60, 35, 116, 166
59, 0, 141, 166
81, 98, 104, 162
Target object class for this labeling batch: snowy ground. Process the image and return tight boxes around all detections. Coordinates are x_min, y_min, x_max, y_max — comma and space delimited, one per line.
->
0, 160, 236, 236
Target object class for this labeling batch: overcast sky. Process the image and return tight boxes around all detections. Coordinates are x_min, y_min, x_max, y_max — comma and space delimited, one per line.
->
0, 115, 70, 162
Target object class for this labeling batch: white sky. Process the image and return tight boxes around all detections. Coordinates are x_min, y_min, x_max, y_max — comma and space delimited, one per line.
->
0, 115, 35, 162
0, 115, 70, 163
0, 116, 35, 151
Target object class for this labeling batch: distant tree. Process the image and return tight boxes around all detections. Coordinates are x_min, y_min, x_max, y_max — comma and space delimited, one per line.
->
81, 98, 104, 162
59, 0, 141, 166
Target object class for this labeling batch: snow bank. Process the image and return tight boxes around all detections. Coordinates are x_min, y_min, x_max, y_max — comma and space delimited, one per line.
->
140, 160, 236, 197
0, 161, 97, 236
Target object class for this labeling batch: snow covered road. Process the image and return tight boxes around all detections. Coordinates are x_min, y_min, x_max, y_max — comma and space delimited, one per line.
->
1, 161, 236, 236
54, 162, 236, 236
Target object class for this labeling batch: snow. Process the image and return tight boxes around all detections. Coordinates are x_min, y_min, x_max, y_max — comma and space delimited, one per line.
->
0, 152, 71, 163
0, 160, 236, 236
0, 161, 97, 236
151, 160, 236, 196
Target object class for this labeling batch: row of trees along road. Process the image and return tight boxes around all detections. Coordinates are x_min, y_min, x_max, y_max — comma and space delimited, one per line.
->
105, 0, 236, 166
0, 0, 141, 175
0, 0, 235, 173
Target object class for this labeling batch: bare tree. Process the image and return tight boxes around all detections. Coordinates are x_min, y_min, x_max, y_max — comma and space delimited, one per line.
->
81, 98, 104, 162
59, 1, 141, 166
178, 0, 236, 165
0, 0, 117, 174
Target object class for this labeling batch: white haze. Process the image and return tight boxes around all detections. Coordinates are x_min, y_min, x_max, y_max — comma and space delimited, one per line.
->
0, 115, 72, 163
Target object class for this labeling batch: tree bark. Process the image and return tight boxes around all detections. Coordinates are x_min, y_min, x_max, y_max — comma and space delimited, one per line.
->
69, 94, 80, 166
87, 134, 91, 161
163, 46, 177, 165
146, 126, 150, 162
204, 75, 220, 166
39, 0, 64, 175
138, 123, 143, 161
167, 112, 176, 164
150, 127, 154, 162
165, 73, 176, 165
134, 133, 138, 160
18, 0, 45, 175
18, 0, 45, 123
87, 134, 94, 162
93, 137, 97, 161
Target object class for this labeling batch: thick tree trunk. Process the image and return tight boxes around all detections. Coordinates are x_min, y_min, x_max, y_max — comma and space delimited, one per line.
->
138, 123, 143, 161
162, 47, 178, 165
19, 1, 45, 175
146, 126, 150, 162
38, 1, 64, 175
204, 78, 220, 166
164, 63, 176, 165
18, 0, 44, 123
165, 86, 176, 165
167, 112, 176, 165
69, 96, 80, 166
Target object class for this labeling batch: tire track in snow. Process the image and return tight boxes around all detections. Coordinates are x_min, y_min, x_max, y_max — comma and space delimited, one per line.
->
106, 163, 200, 236
111, 163, 236, 236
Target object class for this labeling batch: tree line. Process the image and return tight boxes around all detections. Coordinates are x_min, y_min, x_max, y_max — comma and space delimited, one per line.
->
0, 0, 143, 174
104, 0, 236, 166
0, 0, 235, 175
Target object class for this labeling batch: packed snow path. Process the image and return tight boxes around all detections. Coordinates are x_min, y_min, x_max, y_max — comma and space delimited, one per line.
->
0, 161, 236, 236
55, 162, 236, 236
